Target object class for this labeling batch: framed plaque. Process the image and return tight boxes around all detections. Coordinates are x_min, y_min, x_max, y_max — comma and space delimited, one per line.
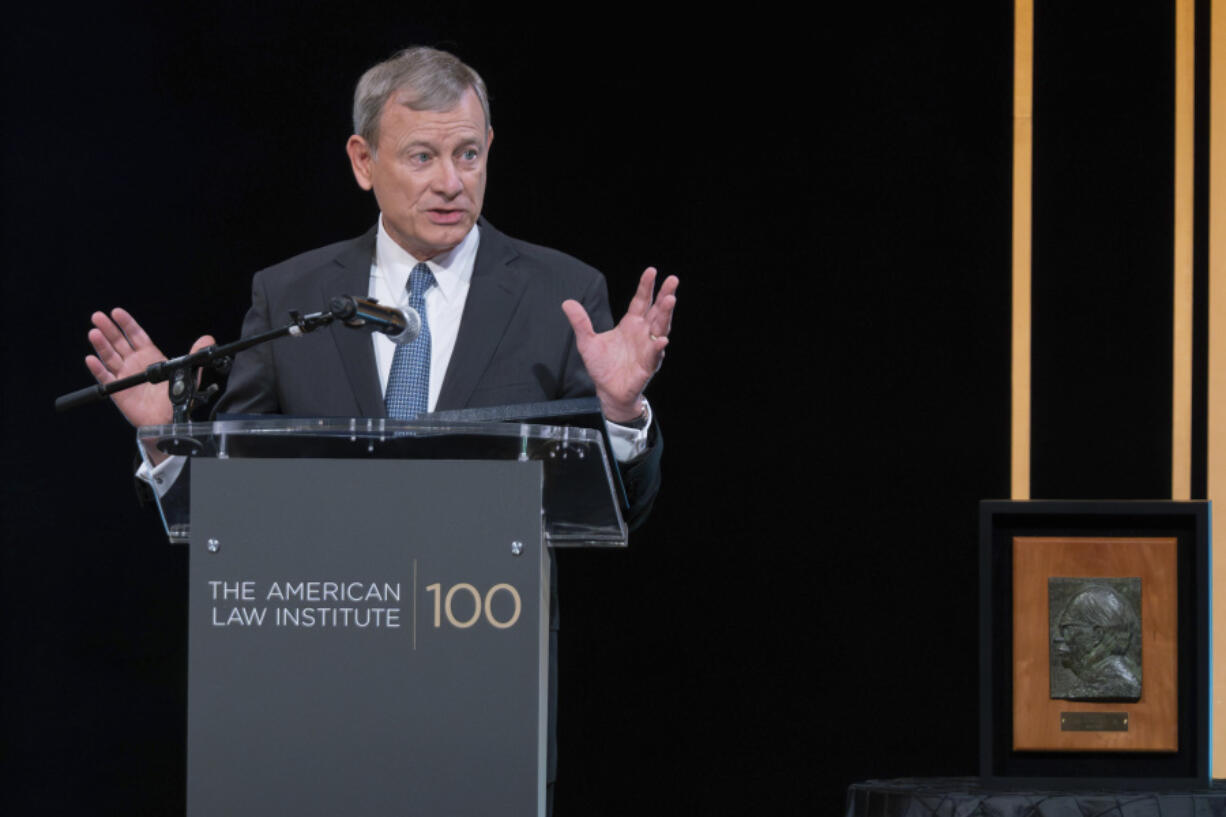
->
979, 501, 1210, 786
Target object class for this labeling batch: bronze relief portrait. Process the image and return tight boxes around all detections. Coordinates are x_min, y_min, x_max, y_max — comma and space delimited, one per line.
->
1049, 578, 1142, 702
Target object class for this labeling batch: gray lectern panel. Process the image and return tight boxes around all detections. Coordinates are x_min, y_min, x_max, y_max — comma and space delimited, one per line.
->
188, 458, 547, 817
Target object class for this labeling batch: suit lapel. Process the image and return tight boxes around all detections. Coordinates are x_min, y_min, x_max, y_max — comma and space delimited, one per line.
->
318, 228, 386, 417
436, 220, 526, 410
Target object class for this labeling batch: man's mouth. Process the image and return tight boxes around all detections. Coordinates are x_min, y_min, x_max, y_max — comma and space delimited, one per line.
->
428, 208, 466, 225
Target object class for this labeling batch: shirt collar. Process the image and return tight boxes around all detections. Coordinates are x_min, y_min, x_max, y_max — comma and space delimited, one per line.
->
373, 217, 480, 303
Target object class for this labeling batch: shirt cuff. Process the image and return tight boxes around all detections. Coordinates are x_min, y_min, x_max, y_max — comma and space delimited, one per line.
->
136, 452, 186, 498
604, 399, 653, 462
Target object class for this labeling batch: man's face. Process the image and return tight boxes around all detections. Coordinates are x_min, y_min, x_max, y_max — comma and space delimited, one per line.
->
346, 87, 492, 260
1054, 606, 1101, 672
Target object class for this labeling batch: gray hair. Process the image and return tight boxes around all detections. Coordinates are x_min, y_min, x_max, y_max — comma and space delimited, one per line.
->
353, 46, 491, 151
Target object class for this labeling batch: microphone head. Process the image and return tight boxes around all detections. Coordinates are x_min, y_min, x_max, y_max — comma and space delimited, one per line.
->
330, 295, 420, 344
387, 306, 422, 345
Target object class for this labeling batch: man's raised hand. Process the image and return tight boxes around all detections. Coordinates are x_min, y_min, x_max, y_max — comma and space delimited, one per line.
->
561, 267, 678, 423
85, 308, 216, 430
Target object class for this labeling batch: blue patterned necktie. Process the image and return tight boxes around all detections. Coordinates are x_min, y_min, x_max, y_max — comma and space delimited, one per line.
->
384, 262, 435, 419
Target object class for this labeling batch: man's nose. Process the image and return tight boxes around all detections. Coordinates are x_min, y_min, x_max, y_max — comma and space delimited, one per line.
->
432, 159, 463, 197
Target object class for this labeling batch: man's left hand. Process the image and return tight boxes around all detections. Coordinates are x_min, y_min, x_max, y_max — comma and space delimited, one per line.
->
562, 267, 678, 423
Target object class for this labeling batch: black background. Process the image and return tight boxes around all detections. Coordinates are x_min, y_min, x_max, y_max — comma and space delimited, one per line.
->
2, 3, 1191, 813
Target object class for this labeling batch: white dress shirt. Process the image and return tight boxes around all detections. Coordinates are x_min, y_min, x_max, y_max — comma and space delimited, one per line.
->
370, 216, 478, 412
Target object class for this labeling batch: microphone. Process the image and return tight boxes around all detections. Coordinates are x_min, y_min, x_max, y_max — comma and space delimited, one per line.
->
329, 296, 421, 345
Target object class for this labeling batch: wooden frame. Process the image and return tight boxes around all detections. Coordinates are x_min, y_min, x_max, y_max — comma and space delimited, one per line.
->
1012, 536, 1177, 752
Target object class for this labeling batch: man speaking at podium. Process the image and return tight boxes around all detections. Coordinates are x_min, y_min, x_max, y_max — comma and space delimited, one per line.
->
81, 47, 676, 810
83, 46, 676, 526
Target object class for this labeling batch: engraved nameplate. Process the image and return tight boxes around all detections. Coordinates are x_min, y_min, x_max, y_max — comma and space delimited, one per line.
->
1060, 712, 1129, 732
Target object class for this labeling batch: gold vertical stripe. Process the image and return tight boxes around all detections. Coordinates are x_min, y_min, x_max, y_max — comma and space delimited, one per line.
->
1212, 0, 1226, 781
1012, 0, 1034, 500
1174, 0, 1195, 501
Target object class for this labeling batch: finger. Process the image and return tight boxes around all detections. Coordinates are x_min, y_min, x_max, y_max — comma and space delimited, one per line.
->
89, 309, 120, 333
87, 320, 114, 356
626, 267, 659, 318
647, 276, 677, 335
648, 290, 678, 338
640, 338, 669, 383
656, 274, 679, 300
84, 354, 116, 385
111, 308, 154, 351
190, 335, 217, 386
190, 334, 217, 354
87, 326, 126, 373
561, 299, 596, 341
92, 309, 134, 356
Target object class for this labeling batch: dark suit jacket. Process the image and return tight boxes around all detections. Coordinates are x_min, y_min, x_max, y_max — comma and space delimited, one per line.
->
215, 217, 660, 526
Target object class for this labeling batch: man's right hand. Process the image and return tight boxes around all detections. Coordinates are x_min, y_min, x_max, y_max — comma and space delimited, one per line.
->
86, 309, 215, 462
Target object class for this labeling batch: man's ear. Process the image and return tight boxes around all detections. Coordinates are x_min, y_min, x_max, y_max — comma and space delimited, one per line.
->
346, 135, 375, 191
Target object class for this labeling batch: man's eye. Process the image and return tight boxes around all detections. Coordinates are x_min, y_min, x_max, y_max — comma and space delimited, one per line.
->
411, 152, 431, 164
461, 149, 479, 161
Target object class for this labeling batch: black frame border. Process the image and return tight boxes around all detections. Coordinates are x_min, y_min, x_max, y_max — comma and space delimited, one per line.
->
979, 500, 1212, 787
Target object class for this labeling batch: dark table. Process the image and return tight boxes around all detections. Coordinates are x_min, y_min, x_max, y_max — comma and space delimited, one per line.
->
846, 777, 1226, 817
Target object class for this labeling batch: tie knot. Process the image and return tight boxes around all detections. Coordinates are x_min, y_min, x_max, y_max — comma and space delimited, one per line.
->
408, 263, 435, 299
